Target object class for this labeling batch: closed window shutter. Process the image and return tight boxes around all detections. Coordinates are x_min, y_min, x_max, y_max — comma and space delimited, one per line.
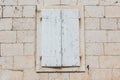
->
62, 10, 80, 66
41, 9, 80, 67
41, 10, 62, 67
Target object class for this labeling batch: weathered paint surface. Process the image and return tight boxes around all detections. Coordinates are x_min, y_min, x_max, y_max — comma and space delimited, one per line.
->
42, 10, 62, 67
41, 9, 80, 67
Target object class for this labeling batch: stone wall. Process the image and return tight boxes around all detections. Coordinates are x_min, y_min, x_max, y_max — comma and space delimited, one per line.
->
0, 0, 120, 80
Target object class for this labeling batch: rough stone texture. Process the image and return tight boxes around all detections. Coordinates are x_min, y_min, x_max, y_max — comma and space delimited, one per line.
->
90, 69, 112, 80
0, 70, 23, 80
85, 6, 104, 17
24, 43, 35, 55
105, 43, 120, 55
0, 19, 12, 30
3, 6, 22, 17
0, 57, 13, 69
23, 6, 35, 17
0, 0, 120, 80
86, 31, 107, 42
101, 18, 117, 30
118, 19, 120, 29
0, 31, 16, 43
44, 0, 60, 5
85, 18, 100, 30
18, 0, 37, 5
13, 18, 35, 30
100, 56, 120, 68
105, 6, 120, 17
0, 6, 2, 17
70, 73, 90, 80
108, 31, 120, 42
0, 0, 17, 5
1, 44, 23, 56
49, 73, 69, 80
86, 43, 104, 55
24, 69, 48, 80
14, 56, 34, 70
61, 0, 77, 5
86, 56, 99, 68
112, 69, 120, 80
81, 0, 99, 5
17, 31, 35, 43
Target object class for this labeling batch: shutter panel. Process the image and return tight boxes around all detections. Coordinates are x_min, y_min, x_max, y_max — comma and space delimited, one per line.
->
41, 10, 62, 67
61, 10, 80, 66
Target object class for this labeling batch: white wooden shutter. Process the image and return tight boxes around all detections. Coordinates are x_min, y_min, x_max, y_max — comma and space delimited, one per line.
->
41, 9, 80, 67
61, 10, 80, 66
41, 10, 62, 67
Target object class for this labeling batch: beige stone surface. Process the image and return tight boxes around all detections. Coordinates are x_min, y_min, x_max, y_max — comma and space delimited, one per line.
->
0, 6, 2, 17
0, 31, 16, 43
86, 43, 104, 55
0, 0, 17, 5
61, 0, 77, 5
105, 43, 120, 55
0, 1, 120, 80
24, 69, 48, 80
81, 0, 99, 5
100, 56, 120, 68
18, 0, 37, 5
0, 19, 12, 30
17, 31, 35, 43
101, 18, 117, 30
70, 73, 90, 80
14, 56, 34, 70
0, 57, 13, 69
108, 31, 120, 42
86, 31, 107, 42
3, 6, 22, 17
24, 43, 35, 55
86, 56, 99, 68
13, 18, 35, 30
44, 0, 60, 5
49, 73, 69, 80
118, 19, 120, 29
112, 69, 120, 80
23, 6, 35, 17
90, 69, 112, 80
105, 6, 120, 17
85, 18, 100, 30
0, 70, 23, 80
1, 44, 23, 56
85, 6, 104, 17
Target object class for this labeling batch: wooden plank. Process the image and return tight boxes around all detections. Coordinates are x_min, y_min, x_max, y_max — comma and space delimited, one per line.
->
61, 10, 80, 66
41, 10, 62, 67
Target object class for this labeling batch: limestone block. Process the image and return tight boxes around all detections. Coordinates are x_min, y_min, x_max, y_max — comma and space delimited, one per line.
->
101, 18, 117, 30
0, 31, 16, 43
100, 56, 120, 68
3, 6, 22, 17
0, 19, 12, 30
86, 31, 107, 42
86, 56, 99, 68
1, 44, 23, 56
17, 31, 35, 43
85, 6, 104, 17
105, 43, 120, 55
14, 56, 34, 70
13, 18, 35, 30
86, 43, 104, 55
23, 6, 35, 17
85, 18, 99, 30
